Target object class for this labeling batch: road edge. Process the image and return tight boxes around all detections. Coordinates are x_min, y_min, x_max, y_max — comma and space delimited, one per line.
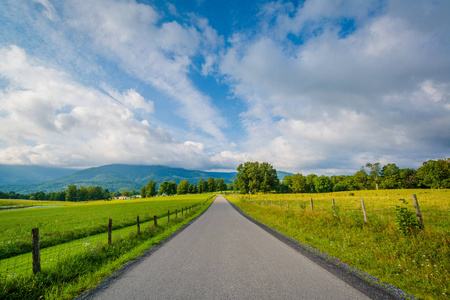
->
76, 197, 215, 300
225, 196, 417, 300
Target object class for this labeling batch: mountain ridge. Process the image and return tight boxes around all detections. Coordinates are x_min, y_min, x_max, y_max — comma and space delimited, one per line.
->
0, 164, 292, 194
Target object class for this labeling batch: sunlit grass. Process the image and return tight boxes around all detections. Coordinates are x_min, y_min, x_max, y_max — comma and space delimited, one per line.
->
227, 189, 450, 300
0, 195, 210, 259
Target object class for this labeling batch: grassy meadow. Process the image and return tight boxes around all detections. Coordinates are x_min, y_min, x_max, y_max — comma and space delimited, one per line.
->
226, 189, 449, 300
0, 195, 214, 299
0, 195, 209, 259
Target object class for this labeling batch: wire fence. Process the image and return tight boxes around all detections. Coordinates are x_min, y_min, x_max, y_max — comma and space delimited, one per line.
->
0, 196, 214, 281
235, 192, 444, 229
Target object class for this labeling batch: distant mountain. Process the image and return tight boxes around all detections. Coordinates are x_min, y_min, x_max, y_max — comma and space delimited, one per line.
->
0, 164, 293, 194
0, 165, 76, 185
0, 164, 237, 193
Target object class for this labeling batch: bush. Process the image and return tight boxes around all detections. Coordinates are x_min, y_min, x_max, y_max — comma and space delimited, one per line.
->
395, 199, 420, 235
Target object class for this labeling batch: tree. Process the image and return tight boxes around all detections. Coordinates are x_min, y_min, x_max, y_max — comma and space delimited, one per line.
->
416, 159, 450, 189
159, 181, 177, 195
354, 168, 369, 190
197, 179, 208, 193
66, 185, 78, 202
290, 174, 307, 193
380, 163, 401, 189
313, 176, 333, 193
188, 184, 198, 194
399, 168, 417, 188
366, 162, 381, 190
177, 180, 190, 195
146, 180, 157, 197
305, 174, 317, 193
279, 175, 292, 193
236, 162, 279, 194
207, 177, 216, 192
216, 178, 227, 192
259, 162, 279, 193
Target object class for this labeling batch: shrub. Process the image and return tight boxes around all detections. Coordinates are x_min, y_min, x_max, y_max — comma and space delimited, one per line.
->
395, 199, 420, 235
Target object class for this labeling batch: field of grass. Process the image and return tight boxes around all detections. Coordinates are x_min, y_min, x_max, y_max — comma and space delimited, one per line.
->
0, 195, 209, 259
226, 189, 449, 300
0, 194, 215, 299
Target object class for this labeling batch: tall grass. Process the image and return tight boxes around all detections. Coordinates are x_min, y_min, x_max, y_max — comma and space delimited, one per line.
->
227, 189, 449, 300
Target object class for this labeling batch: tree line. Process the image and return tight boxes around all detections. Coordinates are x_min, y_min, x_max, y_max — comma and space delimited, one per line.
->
1, 158, 447, 200
0, 185, 111, 201
140, 177, 229, 197
235, 158, 450, 194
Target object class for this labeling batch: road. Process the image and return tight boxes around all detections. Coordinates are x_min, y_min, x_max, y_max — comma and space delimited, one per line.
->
91, 195, 371, 300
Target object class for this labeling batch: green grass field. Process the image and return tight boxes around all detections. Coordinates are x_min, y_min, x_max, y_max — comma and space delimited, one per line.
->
0, 194, 215, 299
0, 195, 209, 259
226, 189, 449, 300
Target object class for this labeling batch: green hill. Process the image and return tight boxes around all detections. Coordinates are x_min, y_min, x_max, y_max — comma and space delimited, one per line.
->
0, 164, 237, 193
0, 164, 292, 194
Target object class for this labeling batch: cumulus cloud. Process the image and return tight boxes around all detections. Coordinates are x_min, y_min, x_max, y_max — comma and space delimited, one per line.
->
0, 45, 215, 169
219, 0, 450, 173
63, 0, 226, 140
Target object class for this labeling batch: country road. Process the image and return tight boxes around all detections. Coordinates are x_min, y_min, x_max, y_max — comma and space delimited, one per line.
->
89, 195, 373, 300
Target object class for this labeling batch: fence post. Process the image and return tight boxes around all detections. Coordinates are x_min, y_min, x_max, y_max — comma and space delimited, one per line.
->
168, 210, 170, 222
279, 200, 282, 209
175, 209, 178, 219
412, 194, 424, 229
137, 216, 140, 235
154, 215, 157, 227
286, 200, 289, 210
361, 197, 368, 223
332, 198, 336, 217
310, 198, 314, 212
32, 228, 40, 274
108, 219, 112, 245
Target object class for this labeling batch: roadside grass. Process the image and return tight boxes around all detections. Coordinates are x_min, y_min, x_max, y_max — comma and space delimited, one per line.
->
226, 189, 449, 300
0, 196, 215, 299
0, 195, 209, 259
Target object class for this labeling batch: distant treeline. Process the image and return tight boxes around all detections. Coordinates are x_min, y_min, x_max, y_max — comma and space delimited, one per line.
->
235, 159, 450, 194
140, 177, 229, 197
1, 159, 448, 200
0, 185, 111, 202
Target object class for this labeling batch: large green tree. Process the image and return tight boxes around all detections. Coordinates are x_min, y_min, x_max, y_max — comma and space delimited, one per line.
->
236, 162, 279, 194
290, 173, 307, 193
313, 176, 333, 193
416, 159, 450, 189
177, 180, 190, 195
379, 163, 401, 189
140, 180, 157, 198
216, 178, 227, 192
159, 181, 177, 195
207, 177, 217, 192
197, 179, 208, 193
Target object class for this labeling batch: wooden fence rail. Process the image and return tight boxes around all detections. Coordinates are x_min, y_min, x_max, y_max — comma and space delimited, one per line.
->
29, 197, 213, 274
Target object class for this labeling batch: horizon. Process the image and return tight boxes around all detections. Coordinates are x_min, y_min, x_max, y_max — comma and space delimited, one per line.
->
1, 1, 449, 176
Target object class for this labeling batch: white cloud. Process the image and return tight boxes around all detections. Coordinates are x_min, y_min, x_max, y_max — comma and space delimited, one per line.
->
63, 0, 226, 140
218, 0, 450, 173
0, 45, 216, 169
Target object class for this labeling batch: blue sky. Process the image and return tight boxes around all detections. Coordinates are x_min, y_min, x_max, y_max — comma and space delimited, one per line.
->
0, 0, 449, 174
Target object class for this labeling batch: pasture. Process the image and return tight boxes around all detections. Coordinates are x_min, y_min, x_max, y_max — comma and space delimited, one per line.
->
227, 189, 449, 300
0, 195, 209, 259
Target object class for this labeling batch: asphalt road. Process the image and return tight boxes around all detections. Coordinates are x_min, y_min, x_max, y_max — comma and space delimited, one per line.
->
91, 195, 371, 300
